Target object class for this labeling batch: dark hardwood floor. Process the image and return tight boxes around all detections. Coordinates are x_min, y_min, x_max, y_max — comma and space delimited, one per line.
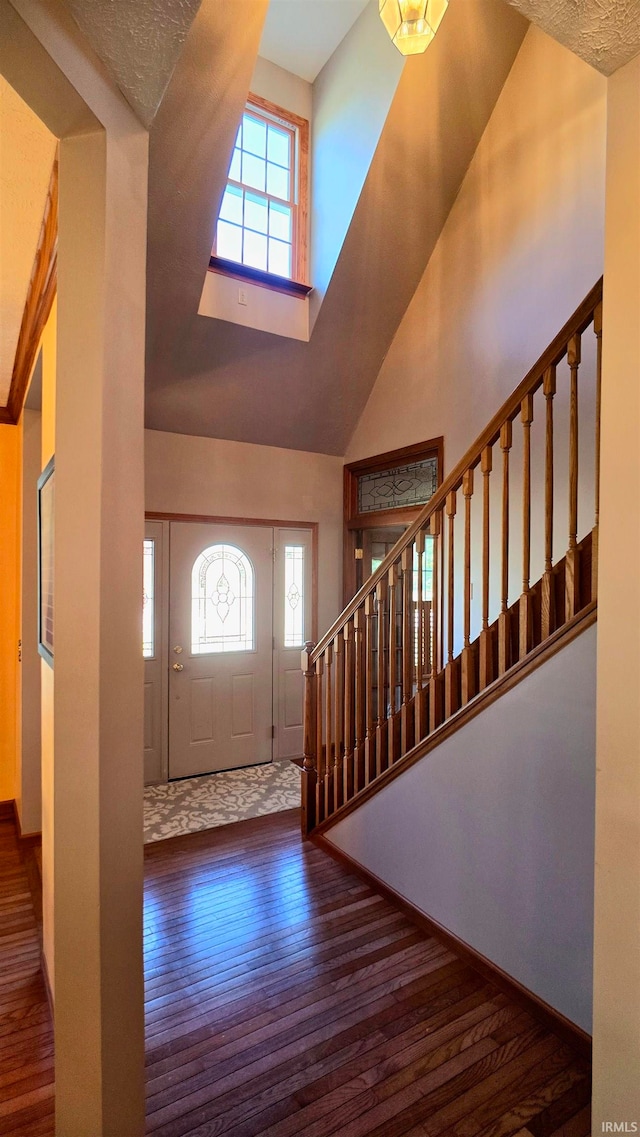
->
143, 809, 591, 1137
0, 809, 591, 1136
0, 817, 54, 1137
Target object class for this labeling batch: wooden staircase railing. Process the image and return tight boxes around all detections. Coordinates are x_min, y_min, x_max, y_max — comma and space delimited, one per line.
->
301, 280, 602, 836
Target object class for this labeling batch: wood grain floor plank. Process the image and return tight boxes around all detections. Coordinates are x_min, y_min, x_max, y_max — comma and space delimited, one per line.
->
1, 810, 590, 1137
0, 820, 54, 1137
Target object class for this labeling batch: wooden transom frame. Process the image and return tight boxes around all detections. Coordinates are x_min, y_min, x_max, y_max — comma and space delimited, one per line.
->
343, 437, 444, 603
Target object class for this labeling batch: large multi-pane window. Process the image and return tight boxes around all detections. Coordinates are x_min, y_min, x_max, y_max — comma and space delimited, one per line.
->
214, 98, 308, 283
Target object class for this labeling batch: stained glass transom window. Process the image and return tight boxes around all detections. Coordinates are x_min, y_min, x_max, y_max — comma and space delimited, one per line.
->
142, 539, 155, 659
191, 544, 254, 654
357, 457, 439, 514
284, 545, 305, 647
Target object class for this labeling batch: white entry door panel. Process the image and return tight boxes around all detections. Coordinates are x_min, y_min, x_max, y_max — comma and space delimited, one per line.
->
143, 520, 167, 784
168, 523, 273, 779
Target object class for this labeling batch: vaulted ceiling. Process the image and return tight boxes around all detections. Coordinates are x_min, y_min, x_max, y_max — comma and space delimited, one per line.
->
143, 0, 527, 454
52, 0, 640, 455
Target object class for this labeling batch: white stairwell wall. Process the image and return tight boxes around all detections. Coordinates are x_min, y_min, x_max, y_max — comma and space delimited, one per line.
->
326, 623, 597, 1033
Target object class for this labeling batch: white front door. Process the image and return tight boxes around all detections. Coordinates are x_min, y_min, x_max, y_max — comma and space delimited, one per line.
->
168, 522, 274, 779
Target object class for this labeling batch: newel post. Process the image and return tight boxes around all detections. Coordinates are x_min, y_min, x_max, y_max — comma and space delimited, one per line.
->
301, 641, 317, 837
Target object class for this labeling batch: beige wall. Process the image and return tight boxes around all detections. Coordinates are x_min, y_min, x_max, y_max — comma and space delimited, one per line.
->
251, 54, 312, 122
592, 52, 640, 1121
17, 406, 41, 836
145, 428, 344, 635
39, 295, 56, 983
0, 421, 19, 802
329, 624, 597, 1032
345, 26, 605, 659
346, 25, 606, 469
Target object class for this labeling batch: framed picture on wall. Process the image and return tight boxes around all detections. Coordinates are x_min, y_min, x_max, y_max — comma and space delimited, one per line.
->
37, 456, 55, 666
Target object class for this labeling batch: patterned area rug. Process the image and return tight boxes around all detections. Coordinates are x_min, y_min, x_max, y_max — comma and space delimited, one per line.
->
144, 759, 301, 843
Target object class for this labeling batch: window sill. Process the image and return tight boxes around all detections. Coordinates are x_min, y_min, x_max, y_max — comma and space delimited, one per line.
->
208, 255, 313, 300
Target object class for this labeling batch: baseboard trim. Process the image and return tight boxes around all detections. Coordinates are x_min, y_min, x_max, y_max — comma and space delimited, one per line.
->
312, 832, 592, 1063
0, 799, 14, 820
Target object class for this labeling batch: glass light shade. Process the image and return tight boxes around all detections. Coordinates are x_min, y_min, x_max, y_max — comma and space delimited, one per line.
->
379, 0, 448, 55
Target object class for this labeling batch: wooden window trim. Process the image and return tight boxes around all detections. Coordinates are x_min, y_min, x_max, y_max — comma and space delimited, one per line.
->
344, 437, 445, 528
213, 92, 310, 293
208, 256, 312, 299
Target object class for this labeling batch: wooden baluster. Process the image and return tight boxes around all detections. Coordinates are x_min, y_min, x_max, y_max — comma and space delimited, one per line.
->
461, 470, 475, 705
364, 595, 375, 786
592, 302, 602, 600
375, 576, 388, 776
424, 599, 432, 683
353, 607, 366, 793
541, 366, 556, 639
333, 631, 344, 813
315, 655, 324, 825
300, 641, 317, 836
444, 490, 459, 719
498, 420, 513, 675
323, 642, 333, 820
519, 393, 534, 659
565, 333, 581, 619
343, 621, 355, 802
479, 446, 493, 691
400, 546, 414, 754
438, 508, 445, 673
387, 563, 399, 763
414, 530, 427, 746
428, 511, 442, 733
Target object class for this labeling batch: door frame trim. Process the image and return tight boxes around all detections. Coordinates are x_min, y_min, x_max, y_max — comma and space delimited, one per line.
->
146, 512, 318, 641
145, 513, 319, 784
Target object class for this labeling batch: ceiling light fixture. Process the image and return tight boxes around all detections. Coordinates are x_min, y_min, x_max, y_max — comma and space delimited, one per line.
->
379, 0, 448, 55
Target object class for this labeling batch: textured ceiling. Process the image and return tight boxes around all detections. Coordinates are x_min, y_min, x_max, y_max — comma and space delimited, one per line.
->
62, 0, 202, 126
0, 76, 56, 407
506, 0, 640, 76
145, 0, 527, 453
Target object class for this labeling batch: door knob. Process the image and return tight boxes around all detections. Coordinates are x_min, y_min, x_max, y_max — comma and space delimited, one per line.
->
174, 645, 183, 654
172, 662, 184, 672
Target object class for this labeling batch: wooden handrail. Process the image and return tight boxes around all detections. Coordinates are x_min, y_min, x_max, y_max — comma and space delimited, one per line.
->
302, 279, 603, 837
311, 278, 602, 663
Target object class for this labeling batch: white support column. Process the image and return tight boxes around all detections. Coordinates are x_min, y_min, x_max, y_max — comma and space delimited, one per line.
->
53, 123, 147, 1136
593, 53, 640, 1123
0, 2, 148, 1131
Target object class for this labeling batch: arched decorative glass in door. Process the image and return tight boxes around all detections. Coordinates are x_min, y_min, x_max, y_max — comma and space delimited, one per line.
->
191, 544, 255, 653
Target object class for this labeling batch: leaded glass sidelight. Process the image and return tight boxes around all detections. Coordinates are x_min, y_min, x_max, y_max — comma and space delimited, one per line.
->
191, 544, 255, 654
143, 539, 155, 658
284, 545, 305, 647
